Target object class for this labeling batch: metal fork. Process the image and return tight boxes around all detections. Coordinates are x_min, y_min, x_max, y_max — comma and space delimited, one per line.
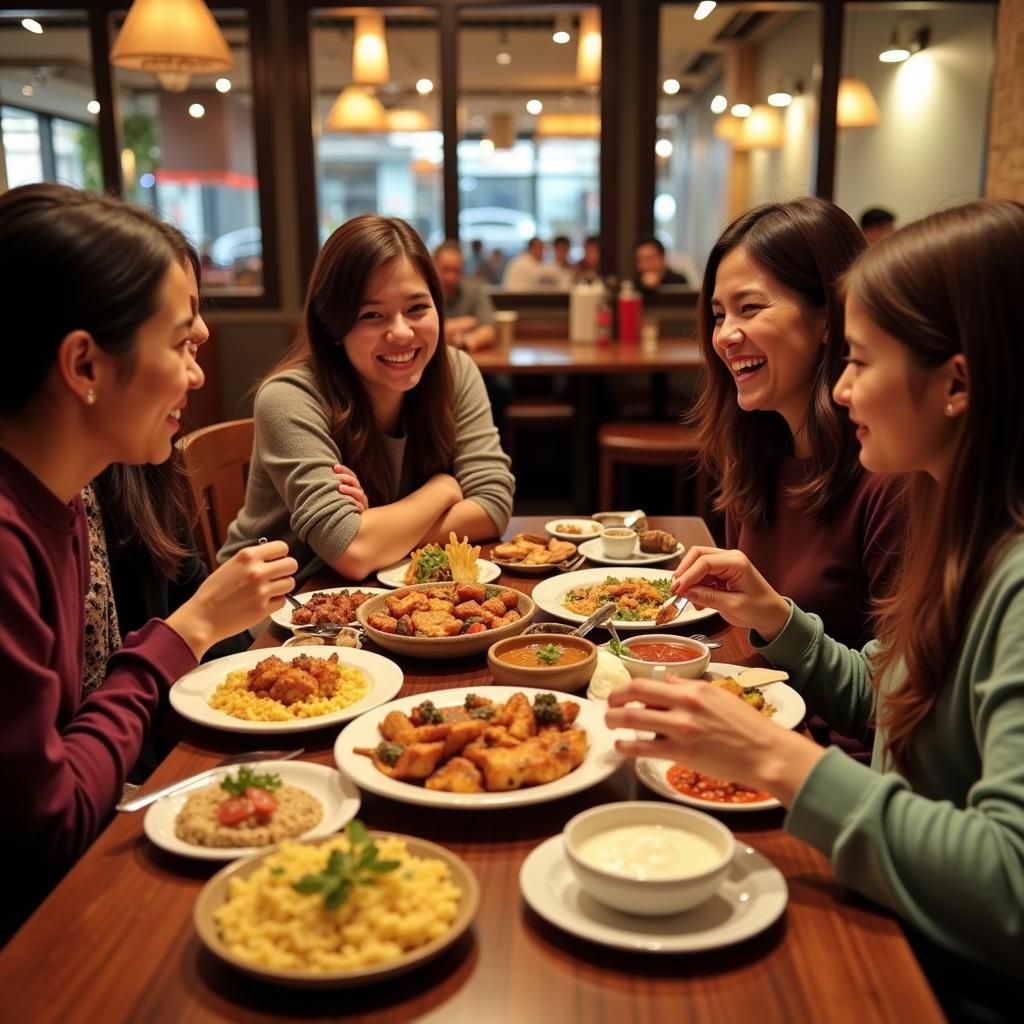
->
555, 552, 586, 573
688, 632, 723, 650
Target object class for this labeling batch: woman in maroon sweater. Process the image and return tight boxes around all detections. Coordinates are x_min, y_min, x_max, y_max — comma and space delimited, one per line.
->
0, 184, 297, 938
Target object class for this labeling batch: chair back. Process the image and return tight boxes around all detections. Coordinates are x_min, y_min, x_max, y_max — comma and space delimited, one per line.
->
177, 418, 254, 570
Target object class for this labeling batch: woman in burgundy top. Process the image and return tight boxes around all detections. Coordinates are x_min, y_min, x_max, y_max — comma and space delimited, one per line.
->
686, 198, 906, 749
0, 184, 298, 938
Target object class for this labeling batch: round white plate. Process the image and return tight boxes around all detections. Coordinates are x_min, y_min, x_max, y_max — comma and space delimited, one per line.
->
143, 760, 360, 861
520, 836, 787, 953
376, 558, 501, 589
635, 757, 781, 812
270, 587, 388, 630
169, 647, 404, 735
334, 685, 625, 809
532, 567, 717, 631
578, 537, 684, 567
706, 662, 806, 731
545, 519, 604, 542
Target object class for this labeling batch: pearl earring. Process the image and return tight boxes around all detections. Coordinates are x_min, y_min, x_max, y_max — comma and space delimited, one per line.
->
945, 402, 955, 416
85, 388, 96, 406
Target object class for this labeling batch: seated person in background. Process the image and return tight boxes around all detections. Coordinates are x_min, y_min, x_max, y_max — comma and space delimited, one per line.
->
469, 238, 496, 283
219, 214, 515, 583
574, 233, 601, 282
634, 235, 688, 299
859, 206, 896, 245
433, 240, 497, 353
552, 235, 574, 287
609, 201, 1024, 1013
503, 237, 567, 290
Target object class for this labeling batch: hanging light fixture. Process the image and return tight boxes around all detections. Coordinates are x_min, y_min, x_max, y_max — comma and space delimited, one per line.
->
490, 112, 516, 149
576, 8, 601, 85
110, 0, 233, 93
879, 25, 929, 63
552, 14, 571, 45
352, 13, 389, 85
837, 77, 880, 128
735, 104, 784, 150
387, 108, 432, 132
712, 113, 742, 141
535, 113, 600, 138
496, 29, 511, 65
326, 85, 387, 132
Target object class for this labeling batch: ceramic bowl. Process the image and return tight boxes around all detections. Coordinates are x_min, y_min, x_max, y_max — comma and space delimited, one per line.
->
562, 801, 734, 916
592, 510, 649, 532
600, 528, 638, 559
616, 634, 711, 680
487, 633, 598, 692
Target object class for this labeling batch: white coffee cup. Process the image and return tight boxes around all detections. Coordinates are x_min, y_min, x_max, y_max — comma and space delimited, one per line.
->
600, 527, 637, 559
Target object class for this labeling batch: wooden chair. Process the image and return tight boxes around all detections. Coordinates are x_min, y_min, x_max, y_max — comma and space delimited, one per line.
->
177, 418, 254, 570
598, 421, 708, 515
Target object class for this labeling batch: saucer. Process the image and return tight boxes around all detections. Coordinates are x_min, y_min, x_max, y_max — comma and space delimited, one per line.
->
519, 835, 787, 953
578, 537, 684, 567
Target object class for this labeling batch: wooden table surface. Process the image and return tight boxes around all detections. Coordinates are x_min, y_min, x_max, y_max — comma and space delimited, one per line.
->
0, 517, 942, 1024
470, 337, 701, 375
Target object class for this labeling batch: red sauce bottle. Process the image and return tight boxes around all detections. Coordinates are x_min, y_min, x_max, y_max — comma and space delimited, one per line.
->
617, 279, 642, 344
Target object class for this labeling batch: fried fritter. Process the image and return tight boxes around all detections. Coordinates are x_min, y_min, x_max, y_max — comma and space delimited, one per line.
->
424, 756, 483, 792
410, 610, 463, 638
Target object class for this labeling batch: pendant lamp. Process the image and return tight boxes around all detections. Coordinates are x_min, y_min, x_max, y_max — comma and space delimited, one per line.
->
837, 77, 880, 128
352, 14, 389, 85
576, 8, 601, 84
326, 86, 387, 132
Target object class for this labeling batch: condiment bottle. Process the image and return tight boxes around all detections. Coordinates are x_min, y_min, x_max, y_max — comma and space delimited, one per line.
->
595, 281, 613, 346
617, 279, 642, 344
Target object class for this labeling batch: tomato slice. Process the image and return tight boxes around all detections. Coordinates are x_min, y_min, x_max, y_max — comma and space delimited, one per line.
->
217, 796, 255, 826
246, 787, 277, 819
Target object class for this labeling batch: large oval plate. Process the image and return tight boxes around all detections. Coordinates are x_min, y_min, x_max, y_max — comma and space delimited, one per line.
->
532, 567, 717, 631
270, 587, 388, 630
335, 685, 625, 809
144, 760, 361, 861
376, 558, 500, 589
169, 647, 404, 734
194, 832, 479, 988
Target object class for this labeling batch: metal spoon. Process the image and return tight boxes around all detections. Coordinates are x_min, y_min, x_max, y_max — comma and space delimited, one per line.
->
622, 509, 646, 530
521, 601, 618, 639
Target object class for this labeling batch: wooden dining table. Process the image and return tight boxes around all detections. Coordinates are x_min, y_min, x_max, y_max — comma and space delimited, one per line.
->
0, 516, 943, 1023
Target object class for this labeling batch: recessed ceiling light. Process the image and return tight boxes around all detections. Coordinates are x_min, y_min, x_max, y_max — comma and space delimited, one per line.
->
215, 78, 232, 93
655, 138, 673, 158
86, 100, 101, 114
416, 78, 434, 95
731, 102, 752, 117
710, 94, 728, 114
188, 103, 206, 119
21, 84, 34, 97
662, 78, 681, 96
526, 99, 543, 115
694, 2, 717, 21
767, 91, 792, 107
21, 18, 43, 34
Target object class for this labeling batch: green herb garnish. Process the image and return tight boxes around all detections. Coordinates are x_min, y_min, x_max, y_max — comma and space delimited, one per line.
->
375, 741, 405, 766
414, 700, 443, 725
270, 866, 285, 876
292, 820, 401, 911
533, 692, 563, 724
220, 765, 282, 797
413, 546, 449, 583
535, 643, 563, 666
607, 636, 625, 657
469, 705, 495, 720
483, 585, 502, 601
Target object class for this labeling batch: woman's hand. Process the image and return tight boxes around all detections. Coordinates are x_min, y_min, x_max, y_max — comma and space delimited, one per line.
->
333, 463, 368, 512
166, 541, 298, 660
672, 546, 791, 642
604, 675, 825, 806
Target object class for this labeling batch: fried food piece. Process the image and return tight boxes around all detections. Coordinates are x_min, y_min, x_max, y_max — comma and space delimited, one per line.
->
411, 610, 463, 637
496, 692, 536, 741
367, 612, 399, 634
493, 541, 530, 561
380, 710, 416, 743
425, 756, 484, 792
244, 653, 340, 705
465, 734, 576, 791
426, 597, 456, 613
481, 597, 509, 618
539, 725, 588, 766
514, 532, 549, 546
455, 583, 486, 603
497, 590, 520, 610
386, 590, 430, 618
395, 615, 415, 636
546, 540, 577, 562
712, 677, 744, 699
452, 600, 493, 624
496, 610, 522, 628
482, 725, 520, 747
355, 740, 446, 780
638, 528, 679, 554
441, 718, 488, 759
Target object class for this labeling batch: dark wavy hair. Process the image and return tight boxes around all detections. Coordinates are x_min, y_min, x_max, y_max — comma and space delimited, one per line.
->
266, 214, 456, 506
847, 200, 1024, 775
689, 197, 867, 523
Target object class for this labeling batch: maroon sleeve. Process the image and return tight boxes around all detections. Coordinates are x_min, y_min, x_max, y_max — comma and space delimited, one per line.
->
859, 472, 908, 603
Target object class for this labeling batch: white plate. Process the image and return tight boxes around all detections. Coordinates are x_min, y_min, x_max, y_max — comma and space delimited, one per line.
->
520, 836, 787, 953
270, 587, 388, 630
578, 537, 684, 567
545, 519, 604, 542
334, 685, 625, 809
635, 757, 781, 812
169, 647, 404, 735
532, 567, 717, 631
143, 760, 361, 861
376, 558, 501, 589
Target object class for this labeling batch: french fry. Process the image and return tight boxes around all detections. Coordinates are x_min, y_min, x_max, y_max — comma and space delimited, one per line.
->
444, 531, 481, 583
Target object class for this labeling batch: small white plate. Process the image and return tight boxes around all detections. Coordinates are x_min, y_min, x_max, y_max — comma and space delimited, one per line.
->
545, 519, 604, 542
376, 558, 501, 589
169, 647, 404, 735
635, 757, 781, 812
143, 760, 360, 861
520, 835, 787, 953
578, 537, 684, 567
334, 686, 625, 809
270, 587, 388, 630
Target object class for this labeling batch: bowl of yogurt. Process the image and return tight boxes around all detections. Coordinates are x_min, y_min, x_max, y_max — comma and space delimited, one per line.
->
562, 801, 734, 915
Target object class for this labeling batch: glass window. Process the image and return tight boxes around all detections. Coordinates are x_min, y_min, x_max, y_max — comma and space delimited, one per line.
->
309, 8, 442, 247
656, 3, 821, 276
0, 11, 100, 191
458, 6, 601, 289
835, 2, 996, 235
112, 7, 265, 295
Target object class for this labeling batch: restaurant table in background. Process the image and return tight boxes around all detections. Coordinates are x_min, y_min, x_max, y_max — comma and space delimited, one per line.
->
0, 517, 943, 1023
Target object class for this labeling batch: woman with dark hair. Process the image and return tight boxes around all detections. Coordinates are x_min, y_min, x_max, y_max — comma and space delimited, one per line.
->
609, 201, 1024, 996
219, 214, 514, 580
0, 183, 297, 936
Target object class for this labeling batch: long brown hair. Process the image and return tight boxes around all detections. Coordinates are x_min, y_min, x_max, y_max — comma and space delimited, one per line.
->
690, 197, 866, 522
266, 214, 456, 506
848, 200, 1024, 775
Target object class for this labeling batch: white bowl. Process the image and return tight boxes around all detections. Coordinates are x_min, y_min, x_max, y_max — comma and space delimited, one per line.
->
600, 528, 638, 559
617, 634, 711, 680
562, 801, 734, 915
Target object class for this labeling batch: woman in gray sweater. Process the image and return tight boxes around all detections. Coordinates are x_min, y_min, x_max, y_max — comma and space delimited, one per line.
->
220, 215, 514, 581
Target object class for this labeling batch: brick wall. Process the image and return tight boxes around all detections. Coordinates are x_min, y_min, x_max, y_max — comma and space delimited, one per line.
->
987, 0, 1024, 199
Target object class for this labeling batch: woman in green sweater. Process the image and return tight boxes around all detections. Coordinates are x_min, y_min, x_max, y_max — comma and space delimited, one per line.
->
606, 201, 1024, 993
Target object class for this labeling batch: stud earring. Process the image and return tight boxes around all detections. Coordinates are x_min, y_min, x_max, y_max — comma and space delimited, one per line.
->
945, 402, 955, 416
85, 388, 96, 406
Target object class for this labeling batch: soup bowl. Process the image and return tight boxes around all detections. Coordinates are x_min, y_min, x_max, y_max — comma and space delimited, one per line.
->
616, 634, 710, 680
487, 633, 597, 692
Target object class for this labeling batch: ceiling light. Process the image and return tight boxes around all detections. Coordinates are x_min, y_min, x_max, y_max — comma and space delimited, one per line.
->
710, 94, 728, 114
576, 8, 601, 85
552, 14, 571, 45
326, 85, 387, 132
21, 18, 43, 34
731, 102, 751, 118
86, 100, 101, 114
479, 138, 495, 157
215, 77, 231, 93
694, 2, 716, 21
735, 104, 783, 150
352, 13, 389, 85
110, 0, 233, 93
188, 102, 205, 119
526, 99, 543, 115
21, 84, 34, 97
837, 77, 880, 128
655, 138, 673, 158
767, 91, 792, 107
387, 108, 431, 132
662, 78, 681, 96
879, 42, 910, 63
415, 78, 434, 95
880, 25, 928, 64
496, 29, 511, 65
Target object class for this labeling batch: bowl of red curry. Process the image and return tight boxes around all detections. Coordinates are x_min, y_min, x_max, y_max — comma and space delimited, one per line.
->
616, 634, 710, 680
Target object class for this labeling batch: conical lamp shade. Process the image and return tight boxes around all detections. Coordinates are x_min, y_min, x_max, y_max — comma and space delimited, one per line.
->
735, 104, 783, 150
111, 0, 233, 89
326, 86, 387, 132
353, 14, 389, 85
387, 108, 432, 132
713, 113, 742, 141
837, 77, 880, 128
576, 8, 601, 85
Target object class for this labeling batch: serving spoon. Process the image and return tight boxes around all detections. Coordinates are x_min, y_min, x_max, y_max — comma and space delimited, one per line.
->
521, 601, 618, 639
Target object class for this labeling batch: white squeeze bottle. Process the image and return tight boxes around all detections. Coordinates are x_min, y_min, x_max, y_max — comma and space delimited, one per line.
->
569, 279, 602, 344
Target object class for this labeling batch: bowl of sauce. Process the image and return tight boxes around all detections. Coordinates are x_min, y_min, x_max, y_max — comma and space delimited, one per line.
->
617, 634, 711, 679
563, 801, 735, 915
487, 633, 598, 692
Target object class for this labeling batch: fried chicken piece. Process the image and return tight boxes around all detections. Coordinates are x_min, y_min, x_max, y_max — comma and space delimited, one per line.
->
482, 725, 520, 747
385, 590, 431, 618
638, 529, 679, 554
425, 756, 484, 792
453, 599, 487, 621
546, 540, 577, 562
481, 597, 509, 618
465, 734, 576, 791
426, 597, 456, 613
497, 590, 520, 611
441, 718, 488, 759
522, 547, 552, 565
291, 591, 357, 626
411, 610, 463, 637
496, 610, 521, 628
455, 583, 486, 603
539, 725, 588, 766
395, 615, 415, 636
245, 654, 340, 705
514, 532, 549, 546
355, 740, 446, 780
426, 586, 456, 602
380, 710, 416, 743
367, 612, 399, 634
496, 692, 536, 740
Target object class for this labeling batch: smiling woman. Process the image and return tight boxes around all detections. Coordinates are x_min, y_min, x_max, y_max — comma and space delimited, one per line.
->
218, 214, 514, 583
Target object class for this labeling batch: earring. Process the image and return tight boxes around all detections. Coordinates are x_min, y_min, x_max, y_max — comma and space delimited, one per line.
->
85, 388, 96, 406
945, 402, 955, 416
